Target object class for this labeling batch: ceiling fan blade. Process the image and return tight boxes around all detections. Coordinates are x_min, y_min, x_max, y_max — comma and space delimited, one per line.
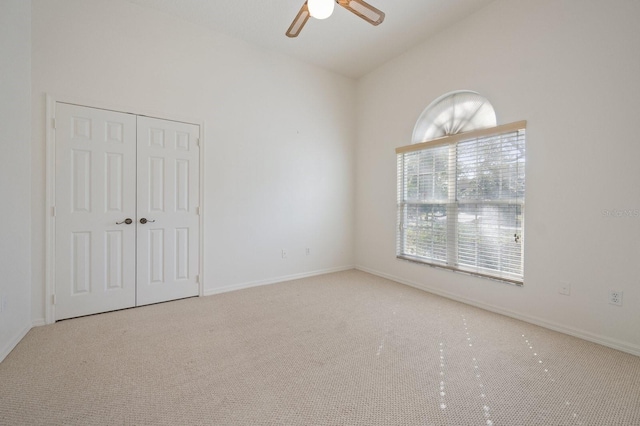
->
337, 0, 385, 26
286, 2, 311, 38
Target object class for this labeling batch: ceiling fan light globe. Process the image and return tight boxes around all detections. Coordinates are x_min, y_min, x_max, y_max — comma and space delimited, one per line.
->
308, 0, 335, 20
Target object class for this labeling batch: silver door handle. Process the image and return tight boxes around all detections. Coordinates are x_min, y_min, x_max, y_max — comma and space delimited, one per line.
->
139, 218, 155, 224
116, 218, 133, 225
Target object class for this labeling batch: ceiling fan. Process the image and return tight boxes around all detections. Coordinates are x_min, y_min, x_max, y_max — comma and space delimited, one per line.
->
286, 0, 385, 38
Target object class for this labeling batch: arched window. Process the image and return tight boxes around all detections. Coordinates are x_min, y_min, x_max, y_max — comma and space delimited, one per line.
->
397, 91, 526, 284
412, 90, 496, 143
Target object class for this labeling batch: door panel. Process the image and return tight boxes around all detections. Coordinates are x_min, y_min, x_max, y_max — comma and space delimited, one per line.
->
136, 116, 200, 306
55, 103, 137, 320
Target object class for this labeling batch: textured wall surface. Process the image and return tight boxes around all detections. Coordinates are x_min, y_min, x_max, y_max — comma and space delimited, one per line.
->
0, 0, 32, 361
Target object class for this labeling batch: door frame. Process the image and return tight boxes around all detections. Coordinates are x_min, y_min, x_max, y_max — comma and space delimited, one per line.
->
45, 94, 206, 324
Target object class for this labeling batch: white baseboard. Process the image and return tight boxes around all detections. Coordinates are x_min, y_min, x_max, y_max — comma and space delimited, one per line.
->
0, 323, 32, 363
204, 265, 355, 297
32, 319, 46, 327
356, 265, 640, 357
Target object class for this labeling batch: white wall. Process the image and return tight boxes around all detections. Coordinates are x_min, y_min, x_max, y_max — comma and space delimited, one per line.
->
0, 0, 32, 361
356, 0, 640, 354
31, 0, 356, 321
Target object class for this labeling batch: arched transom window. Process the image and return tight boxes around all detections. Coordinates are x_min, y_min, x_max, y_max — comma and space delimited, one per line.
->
412, 90, 496, 143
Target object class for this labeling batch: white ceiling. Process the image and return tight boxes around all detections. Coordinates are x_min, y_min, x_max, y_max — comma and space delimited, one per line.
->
126, 0, 496, 79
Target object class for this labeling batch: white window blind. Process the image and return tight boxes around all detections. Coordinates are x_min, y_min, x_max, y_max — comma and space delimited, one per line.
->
396, 121, 526, 285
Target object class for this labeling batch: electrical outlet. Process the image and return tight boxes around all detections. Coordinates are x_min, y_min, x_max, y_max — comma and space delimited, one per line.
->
559, 283, 571, 296
281, 249, 287, 259
609, 290, 623, 306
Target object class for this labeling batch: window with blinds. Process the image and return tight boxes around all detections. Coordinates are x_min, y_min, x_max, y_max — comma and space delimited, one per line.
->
396, 121, 526, 285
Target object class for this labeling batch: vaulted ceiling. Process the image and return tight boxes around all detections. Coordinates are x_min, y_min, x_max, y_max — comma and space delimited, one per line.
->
126, 0, 496, 78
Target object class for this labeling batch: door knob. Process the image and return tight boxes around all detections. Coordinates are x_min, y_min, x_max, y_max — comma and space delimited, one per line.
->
139, 218, 156, 224
116, 218, 133, 225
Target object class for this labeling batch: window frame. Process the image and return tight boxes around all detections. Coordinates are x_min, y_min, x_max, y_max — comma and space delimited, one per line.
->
396, 120, 526, 286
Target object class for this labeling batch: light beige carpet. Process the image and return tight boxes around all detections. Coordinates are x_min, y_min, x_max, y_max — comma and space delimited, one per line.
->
1, 270, 639, 425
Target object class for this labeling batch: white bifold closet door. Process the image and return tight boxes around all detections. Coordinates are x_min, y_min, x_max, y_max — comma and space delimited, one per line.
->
54, 103, 199, 320
136, 116, 200, 306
